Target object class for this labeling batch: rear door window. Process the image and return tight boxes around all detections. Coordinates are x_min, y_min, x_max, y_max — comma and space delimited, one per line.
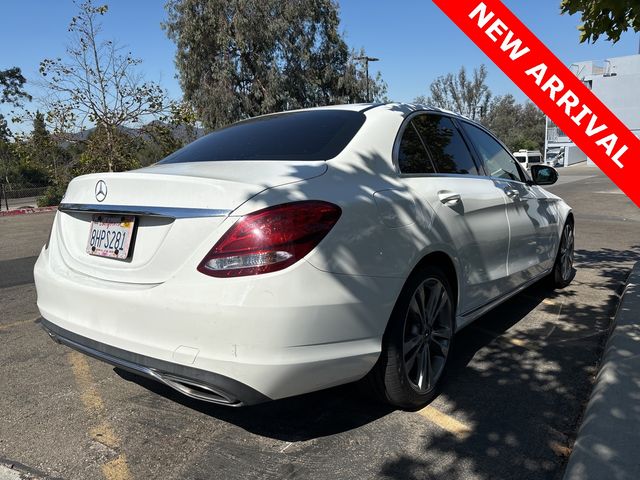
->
462, 122, 524, 182
412, 115, 480, 175
397, 122, 436, 174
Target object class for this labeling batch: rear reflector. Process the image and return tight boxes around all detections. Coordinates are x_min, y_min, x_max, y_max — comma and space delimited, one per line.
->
197, 201, 341, 277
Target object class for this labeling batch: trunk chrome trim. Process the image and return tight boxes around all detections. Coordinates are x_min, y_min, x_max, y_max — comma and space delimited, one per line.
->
59, 203, 231, 219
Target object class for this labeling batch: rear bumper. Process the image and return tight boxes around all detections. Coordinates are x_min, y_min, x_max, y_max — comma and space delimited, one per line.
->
41, 318, 267, 406
35, 244, 403, 402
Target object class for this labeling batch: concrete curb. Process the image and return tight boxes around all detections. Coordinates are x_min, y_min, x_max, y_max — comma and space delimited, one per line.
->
0, 207, 57, 217
563, 261, 640, 480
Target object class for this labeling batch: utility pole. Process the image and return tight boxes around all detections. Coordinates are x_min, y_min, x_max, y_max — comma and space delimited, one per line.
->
354, 55, 380, 102
544, 115, 549, 164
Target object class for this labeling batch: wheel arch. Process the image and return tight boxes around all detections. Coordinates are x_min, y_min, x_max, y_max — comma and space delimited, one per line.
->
411, 251, 459, 317
566, 211, 575, 226
382, 250, 460, 336
383, 250, 460, 337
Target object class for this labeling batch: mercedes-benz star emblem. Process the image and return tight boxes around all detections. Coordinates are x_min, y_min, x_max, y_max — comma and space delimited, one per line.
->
95, 180, 108, 202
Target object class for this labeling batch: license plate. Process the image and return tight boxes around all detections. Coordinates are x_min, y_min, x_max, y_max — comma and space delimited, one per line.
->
86, 215, 135, 259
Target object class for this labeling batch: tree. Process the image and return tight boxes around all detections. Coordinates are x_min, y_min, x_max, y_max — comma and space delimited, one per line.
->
0, 116, 14, 185
415, 65, 491, 120
416, 65, 545, 152
482, 94, 545, 152
0, 67, 31, 185
15, 111, 69, 183
0, 68, 31, 106
561, 0, 640, 43
139, 101, 200, 165
0, 116, 9, 143
163, 0, 387, 129
39, 1, 168, 172
75, 124, 142, 174
31, 112, 55, 171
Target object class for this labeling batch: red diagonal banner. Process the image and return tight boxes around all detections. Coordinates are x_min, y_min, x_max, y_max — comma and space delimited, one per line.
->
433, 0, 640, 208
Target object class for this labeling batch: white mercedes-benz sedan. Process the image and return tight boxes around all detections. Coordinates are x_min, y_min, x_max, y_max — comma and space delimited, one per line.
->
34, 103, 574, 408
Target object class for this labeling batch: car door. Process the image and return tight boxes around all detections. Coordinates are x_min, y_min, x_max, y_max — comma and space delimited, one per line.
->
460, 121, 559, 288
397, 113, 512, 315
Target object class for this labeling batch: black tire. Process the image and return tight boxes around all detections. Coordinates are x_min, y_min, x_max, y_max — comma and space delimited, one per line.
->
367, 265, 455, 409
550, 219, 575, 289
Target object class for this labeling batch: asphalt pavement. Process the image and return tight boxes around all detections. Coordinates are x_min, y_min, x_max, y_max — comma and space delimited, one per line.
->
563, 261, 640, 480
1, 164, 638, 480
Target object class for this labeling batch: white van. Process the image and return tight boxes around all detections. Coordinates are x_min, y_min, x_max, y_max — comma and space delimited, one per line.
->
513, 149, 543, 170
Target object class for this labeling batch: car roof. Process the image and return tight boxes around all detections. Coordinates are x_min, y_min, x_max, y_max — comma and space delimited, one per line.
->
291, 102, 474, 121
249, 103, 485, 132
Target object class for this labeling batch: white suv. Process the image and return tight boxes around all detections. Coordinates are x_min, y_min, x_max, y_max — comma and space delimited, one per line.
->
35, 103, 573, 408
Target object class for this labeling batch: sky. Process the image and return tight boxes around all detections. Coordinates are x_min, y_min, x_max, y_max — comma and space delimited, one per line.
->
1, 0, 639, 132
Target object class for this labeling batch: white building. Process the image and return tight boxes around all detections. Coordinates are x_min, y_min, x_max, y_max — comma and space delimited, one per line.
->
545, 53, 640, 167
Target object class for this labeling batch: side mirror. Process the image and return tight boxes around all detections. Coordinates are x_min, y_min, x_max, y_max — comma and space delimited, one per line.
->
530, 165, 558, 186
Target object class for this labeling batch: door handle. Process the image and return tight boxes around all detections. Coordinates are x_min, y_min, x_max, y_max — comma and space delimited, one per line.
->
438, 191, 461, 205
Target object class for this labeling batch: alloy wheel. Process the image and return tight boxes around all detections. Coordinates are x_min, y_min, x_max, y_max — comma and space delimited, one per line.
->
560, 224, 574, 281
402, 278, 453, 393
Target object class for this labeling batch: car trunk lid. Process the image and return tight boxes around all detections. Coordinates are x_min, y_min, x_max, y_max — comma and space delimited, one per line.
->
53, 161, 326, 284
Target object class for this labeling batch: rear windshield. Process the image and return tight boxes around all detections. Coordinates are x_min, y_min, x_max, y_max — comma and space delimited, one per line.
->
158, 110, 366, 163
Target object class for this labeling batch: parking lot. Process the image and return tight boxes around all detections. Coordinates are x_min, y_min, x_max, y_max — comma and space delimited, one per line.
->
1, 165, 638, 480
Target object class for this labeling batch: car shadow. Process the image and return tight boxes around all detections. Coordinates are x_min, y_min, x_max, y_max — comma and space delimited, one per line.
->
379, 246, 636, 480
115, 278, 558, 443
115, 367, 393, 441
114, 242, 636, 479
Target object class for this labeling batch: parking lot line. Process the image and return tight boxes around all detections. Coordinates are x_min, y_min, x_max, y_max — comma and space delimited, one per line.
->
102, 455, 131, 480
69, 352, 105, 413
418, 405, 472, 439
0, 318, 37, 331
507, 337, 526, 347
68, 352, 131, 480
549, 440, 572, 457
90, 422, 120, 449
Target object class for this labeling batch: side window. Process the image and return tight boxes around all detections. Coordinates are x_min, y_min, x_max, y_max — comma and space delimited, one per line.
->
413, 115, 479, 175
397, 122, 436, 174
462, 123, 524, 182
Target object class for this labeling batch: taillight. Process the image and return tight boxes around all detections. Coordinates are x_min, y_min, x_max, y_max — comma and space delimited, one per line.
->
197, 201, 342, 277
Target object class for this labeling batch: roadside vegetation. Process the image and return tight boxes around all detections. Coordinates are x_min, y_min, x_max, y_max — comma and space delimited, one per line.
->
0, 0, 635, 207
0, 0, 387, 207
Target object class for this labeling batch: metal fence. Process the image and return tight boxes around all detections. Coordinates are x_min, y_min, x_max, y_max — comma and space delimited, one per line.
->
0, 185, 48, 211
546, 126, 570, 143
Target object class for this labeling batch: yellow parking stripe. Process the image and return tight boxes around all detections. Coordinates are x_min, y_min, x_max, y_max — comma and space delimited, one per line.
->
67, 352, 131, 480
68, 352, 105, 413
549, 440, 572, 457
102, 455, 131, 480
507, 337, 526, 347
0, 318, 37, 331
90, 422, 120, 449
418, 405, 472, 439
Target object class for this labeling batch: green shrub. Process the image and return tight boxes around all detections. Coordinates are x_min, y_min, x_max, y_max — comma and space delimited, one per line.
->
37, 184, 67, 207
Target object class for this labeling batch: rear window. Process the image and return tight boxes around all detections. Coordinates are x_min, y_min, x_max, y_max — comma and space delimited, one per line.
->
158, 110, 366, 163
